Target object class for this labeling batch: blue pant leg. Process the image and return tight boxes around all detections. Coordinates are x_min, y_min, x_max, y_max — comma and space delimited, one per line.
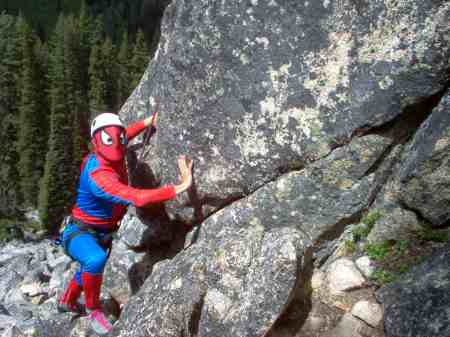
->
67, 233, 108, 275
74, 270, 82, 285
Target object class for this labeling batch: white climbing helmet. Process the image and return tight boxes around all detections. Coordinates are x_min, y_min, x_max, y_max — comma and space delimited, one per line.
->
90, 113, 125, 138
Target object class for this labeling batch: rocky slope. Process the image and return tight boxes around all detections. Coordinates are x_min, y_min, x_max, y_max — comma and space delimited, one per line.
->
0, 0, 449, 336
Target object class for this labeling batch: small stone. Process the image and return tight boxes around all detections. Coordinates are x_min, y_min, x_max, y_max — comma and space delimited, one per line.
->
30, 294, 47, 305
47, 255, 71, 271
352, 300, 383, 327
327, 258, 366, 294
355, 256, 374, 278
323, 313, 379, 337
20, 283, 43, 297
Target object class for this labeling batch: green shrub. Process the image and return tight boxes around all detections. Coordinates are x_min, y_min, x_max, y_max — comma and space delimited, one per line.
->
398, 263, 409, 274
394, 240, 410, 256
344, 240, 357, 254
352, 226, 371, 242
361, 211, 383, 227
416, 226, 448, 243
415, 256, 427, 265
0, 218, 42, 242
0, 218, 22, 242
370, 268, 397, 285
23, 221, 42, 233
352, 211, 383, 242
365, 241, 391, 261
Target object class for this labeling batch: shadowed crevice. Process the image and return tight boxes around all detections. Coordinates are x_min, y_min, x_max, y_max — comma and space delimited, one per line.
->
188, 291, 206, 337
364, 84, 449, 175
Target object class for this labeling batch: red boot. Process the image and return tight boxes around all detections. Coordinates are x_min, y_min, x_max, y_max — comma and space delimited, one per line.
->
58, 278, 85, 314
82, 273, 112, 336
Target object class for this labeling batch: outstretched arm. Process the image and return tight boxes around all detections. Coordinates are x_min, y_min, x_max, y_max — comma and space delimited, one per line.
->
89, 168, 176, 207
88, 154, 193, 207
126, 114, 158, 142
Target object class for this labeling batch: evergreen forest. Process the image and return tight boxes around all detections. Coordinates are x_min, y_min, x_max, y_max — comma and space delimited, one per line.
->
0, 2, 159, 237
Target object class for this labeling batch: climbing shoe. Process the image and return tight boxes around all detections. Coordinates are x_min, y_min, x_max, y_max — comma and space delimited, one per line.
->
88, 309, 113, 336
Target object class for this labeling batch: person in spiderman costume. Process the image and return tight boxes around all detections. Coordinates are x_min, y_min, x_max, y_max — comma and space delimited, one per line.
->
57, 112, 193, 335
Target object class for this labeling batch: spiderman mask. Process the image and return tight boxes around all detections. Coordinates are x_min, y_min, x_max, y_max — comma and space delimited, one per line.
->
93, 126, 127, 162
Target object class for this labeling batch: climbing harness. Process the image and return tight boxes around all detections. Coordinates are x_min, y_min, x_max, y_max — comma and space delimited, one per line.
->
59, 217, 114, 259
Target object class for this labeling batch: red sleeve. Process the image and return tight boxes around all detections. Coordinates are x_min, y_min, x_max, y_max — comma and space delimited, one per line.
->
90, 168, 176, 207
126, 120, 147, 142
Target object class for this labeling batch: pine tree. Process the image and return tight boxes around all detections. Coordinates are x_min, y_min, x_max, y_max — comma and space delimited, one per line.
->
88, 42, 107, 112
39, 15, 74, 233
90, 15, 104, 45
34, 38, 50, 152
63, 15, 88, 184
0, 13, 22, 216
16, 16, 48, 207
78, 0, 93, 105
88, 17, 107, 112
0, 115, 22, 217
130, 29, 149, 89
73, 1, 94, 168
102, 37, 118, 110
117, 30, 132, 106
89, 29, 118, 112
0, 13, 19, 116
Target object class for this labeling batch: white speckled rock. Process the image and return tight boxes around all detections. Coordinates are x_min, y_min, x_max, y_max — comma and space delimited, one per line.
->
355, 256, 374, 278
20, 283, 44, 297
327, 258, 366, 294
352, 300, 383, 328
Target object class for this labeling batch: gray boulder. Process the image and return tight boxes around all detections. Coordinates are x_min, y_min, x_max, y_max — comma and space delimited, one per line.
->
0, 269, 23, 303
400, 92, 450, 226
120, 0, 450, 224
104, 207, 190, 304
30, 315, 73, 337
103, 240, 147, 304
367, 206, 421, 243
115, 207, 176, 249
112, 134, 390, 336
0, 314, 18, 332
113, 216, 312, 337
115, 210, 146, 248
376, 241, 450, 337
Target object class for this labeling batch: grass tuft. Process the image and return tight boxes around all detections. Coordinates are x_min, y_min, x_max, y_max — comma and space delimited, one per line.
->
370, 268, 397, 285
365, 241, 391, 261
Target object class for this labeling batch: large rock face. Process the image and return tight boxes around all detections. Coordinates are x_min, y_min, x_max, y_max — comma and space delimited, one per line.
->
121, 0, 450, 224
112, 134, 391, 337
113, 0, 450, 336
376, 241, 450, 337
